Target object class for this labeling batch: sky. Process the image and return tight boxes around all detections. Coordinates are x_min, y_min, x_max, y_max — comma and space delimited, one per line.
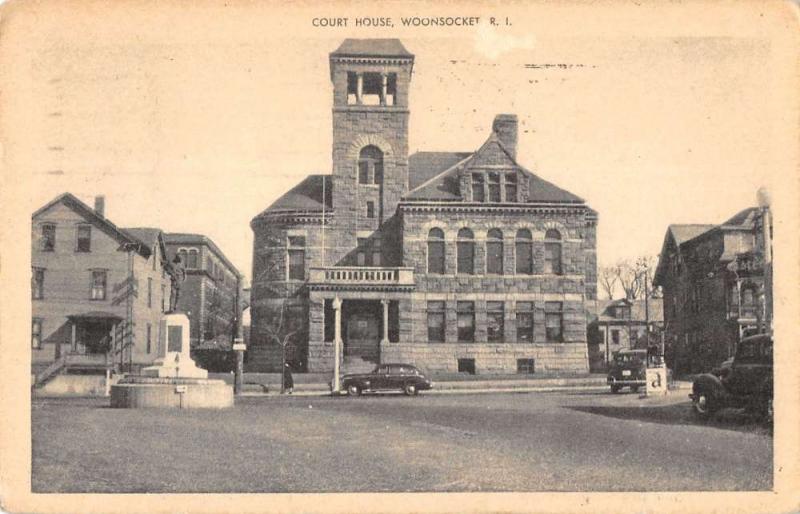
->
3, 1, 796, 289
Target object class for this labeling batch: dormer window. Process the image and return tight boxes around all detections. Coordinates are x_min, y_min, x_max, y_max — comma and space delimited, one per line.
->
471, 173, 484, 202
76, 225, 92, 252
488, 172, 501, 202
358, 145, 383, 185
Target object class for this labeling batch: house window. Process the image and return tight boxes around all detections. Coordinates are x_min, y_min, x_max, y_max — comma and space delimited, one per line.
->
456, 228, 475, 275
488, 172, 501, 202
146, 323, 152, 354
427, 301, 446, 343
545, 301, 563, 342
515, 229, 533, 275
32, 318, 43, 349
457, 301, 475, 342
358, 145, 383, 185
517, 358, 535, 374
40, 224, 55, 252
457, 358, 476, 374
427, 228, 445, 274
288, 236, 306, 281
76, 225, 91, 252
615, 305, 630, 319
357, 238, 370, 266
516, 301, 534, 343
187, 249, 198, 269
471, 173, 485, 202
91, 270, 107, 300
32, 268, 45, 300
487, 301, 504, 343
147, 277, 153, 308
505, 173, 518, 202
366, 201, 375, 219
486, 229, 503, 275
544, 229, 562, 275
611, 329, 620, 345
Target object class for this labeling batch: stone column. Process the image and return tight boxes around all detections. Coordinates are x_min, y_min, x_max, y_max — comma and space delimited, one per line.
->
381, 299, 389, 344
71, 322, 77, 352
356, 73, 363, 105
380, 73, 388, 105
333, 296, 342, 392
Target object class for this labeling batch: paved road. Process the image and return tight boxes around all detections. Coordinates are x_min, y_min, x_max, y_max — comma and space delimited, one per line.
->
32, 391, 771, 492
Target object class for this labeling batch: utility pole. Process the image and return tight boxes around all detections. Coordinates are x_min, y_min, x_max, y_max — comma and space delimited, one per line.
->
757, 188, 772, 333
232, 275, 245, 395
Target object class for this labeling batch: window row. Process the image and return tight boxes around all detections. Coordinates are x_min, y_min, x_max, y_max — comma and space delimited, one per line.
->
426, 300, 563, 343
427, 228, 562, 275
32, 268, 166, 311
471, 172, 519, 203
37, 223, 92, 252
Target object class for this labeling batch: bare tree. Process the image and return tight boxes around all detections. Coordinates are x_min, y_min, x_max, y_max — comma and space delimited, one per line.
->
262, 299, 297, 394
614, 255, 658, 300
599, 264, 620, 299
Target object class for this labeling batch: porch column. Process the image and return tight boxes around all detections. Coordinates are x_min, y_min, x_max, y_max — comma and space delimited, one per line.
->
71, 321, 77, 352
381, 299, 389, 345
333, 297, 342, 393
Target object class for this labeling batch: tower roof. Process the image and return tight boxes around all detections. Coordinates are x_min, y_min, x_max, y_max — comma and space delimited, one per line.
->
331, 39, 413, 59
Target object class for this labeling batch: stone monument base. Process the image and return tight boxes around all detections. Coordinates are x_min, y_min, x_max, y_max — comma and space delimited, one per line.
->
110, 376, 233, 409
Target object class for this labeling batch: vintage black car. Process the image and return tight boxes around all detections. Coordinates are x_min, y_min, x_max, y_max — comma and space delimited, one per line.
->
690, 333, 773, 421
607, 349, 647, 393
340, 363, 433, 396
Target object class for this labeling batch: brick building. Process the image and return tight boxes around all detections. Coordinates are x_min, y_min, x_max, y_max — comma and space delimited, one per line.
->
31, 193, 172, 379
163, 233, 244, 352
249, 39, 598, 375
587, 298, 664, 372
653, 205, 772, 375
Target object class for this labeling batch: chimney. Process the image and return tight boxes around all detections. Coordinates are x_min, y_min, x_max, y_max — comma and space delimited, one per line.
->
94, 195, 105, 218
492, 114, 518, 160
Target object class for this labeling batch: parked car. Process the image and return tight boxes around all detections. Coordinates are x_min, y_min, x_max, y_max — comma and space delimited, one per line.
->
607, 349, 647, 393
690, 333, 773, 421
339, 363, 433, 397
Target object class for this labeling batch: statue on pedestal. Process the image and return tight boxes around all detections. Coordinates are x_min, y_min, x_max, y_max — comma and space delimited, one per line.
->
168, 254, 186, 313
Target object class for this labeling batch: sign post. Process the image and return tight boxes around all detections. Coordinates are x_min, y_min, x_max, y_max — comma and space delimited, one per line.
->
233, 338, 245, 395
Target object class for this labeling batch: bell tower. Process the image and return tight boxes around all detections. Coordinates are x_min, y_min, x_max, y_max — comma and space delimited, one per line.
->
328, 39, 413, 265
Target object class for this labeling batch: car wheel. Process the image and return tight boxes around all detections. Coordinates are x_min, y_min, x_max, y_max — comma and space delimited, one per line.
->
404, 383, 418, 396
346, 384, 361, 397
692, 390, 716, 419
630, 385, 640, 393
610, 384, 622, 394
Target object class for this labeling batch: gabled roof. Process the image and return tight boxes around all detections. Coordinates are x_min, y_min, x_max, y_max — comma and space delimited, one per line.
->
408, 152, 473, 190
594, 297, 664, 323
721, 207, 758, 229
163, 233, 243, 279
331, 39, 413, 58
252, 175, 333, 220
403, 134, 585, 204
32, 193, 152, 258
667, 224, 715, 245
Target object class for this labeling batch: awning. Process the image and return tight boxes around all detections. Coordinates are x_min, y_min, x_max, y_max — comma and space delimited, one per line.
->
66, 311, 124, 322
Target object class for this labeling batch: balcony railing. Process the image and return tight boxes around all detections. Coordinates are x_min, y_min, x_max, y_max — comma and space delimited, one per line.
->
309, 266, 415, 287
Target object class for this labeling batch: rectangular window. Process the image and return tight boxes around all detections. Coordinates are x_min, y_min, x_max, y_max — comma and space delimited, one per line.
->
428, 239, 445, 274
487, 301, 504, 342
545, 302, 563, 342
457, 301, 475, 342
486, 240, 503, 275
372, 252, 381, 266
516, 240, 533, 275
488, 172, 501, 202
471, 173, 485, 202
457, 358, 476, 374
366, 201, 375, 218
187, 250, 198, 269
146, 323, 152, 354
505, 173, 518, 202
427, 301, 446, 343
40, 224, 55, 252
611, 329, 620, 345
516, 301, 534, 343
147, 278, 153, 308
517, 358, 535, 374
288, 236, 306, 281
76, 225, 91, 252
32, 268, 45, 300
91, 270, 107, 300
32, 318, 42, 349
544, 242, 562, 275
457, 242, 474, 274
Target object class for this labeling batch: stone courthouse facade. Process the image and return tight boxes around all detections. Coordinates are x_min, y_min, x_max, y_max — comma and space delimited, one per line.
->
249, 39, 598, 374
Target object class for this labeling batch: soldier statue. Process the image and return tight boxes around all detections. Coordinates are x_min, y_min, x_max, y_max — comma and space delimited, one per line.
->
168, 254, 187, 313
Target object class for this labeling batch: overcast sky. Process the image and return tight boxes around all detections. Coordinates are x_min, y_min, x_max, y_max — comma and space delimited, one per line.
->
4, 2, 794, 288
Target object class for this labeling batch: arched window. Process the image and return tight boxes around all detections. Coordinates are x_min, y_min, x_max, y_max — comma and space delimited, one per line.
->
427, 228, 445, 274
486, 229, 503, 275
515, 229, 533, 275
358, 145, 384, 185
457, 228, 475, 275
544, 229, 562, 275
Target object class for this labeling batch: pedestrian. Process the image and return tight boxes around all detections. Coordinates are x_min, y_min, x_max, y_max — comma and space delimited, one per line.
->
283, 362, 294, 394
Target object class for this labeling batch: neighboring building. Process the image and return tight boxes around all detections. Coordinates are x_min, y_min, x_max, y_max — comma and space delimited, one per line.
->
587, 297, 664, 372
163, 233, 244, 352
31, 193, 171, 378
653, 205, 772, 375
249, 39, 598, 375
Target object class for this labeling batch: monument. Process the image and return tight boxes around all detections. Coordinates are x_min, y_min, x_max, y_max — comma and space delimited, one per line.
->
110, 256, 233, 408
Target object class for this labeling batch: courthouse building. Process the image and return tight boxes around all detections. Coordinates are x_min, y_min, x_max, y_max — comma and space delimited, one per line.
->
249, 39, 598, 374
